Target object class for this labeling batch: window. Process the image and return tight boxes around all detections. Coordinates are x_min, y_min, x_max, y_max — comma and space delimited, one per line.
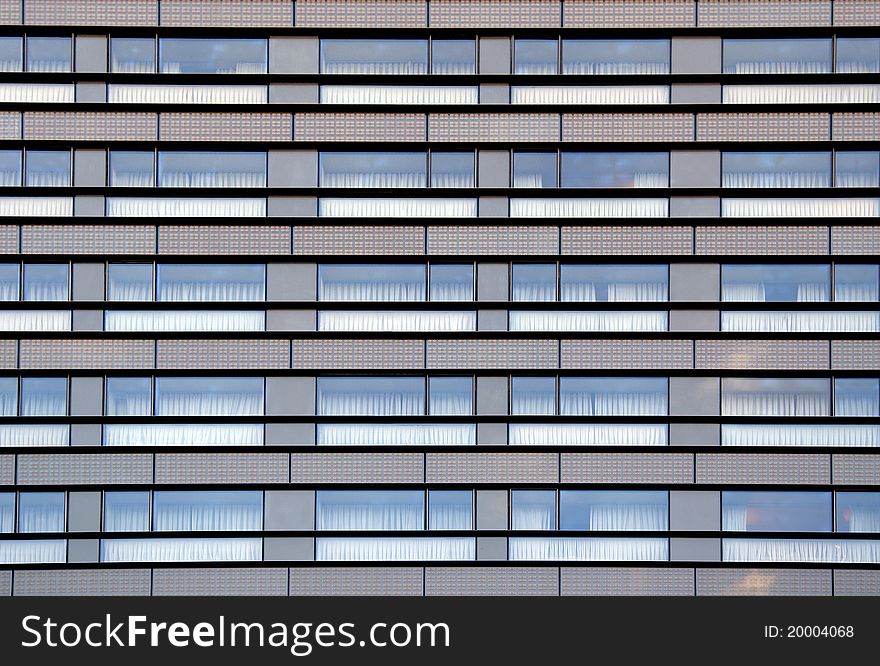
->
158, 152, 267, 188
0, 151, 21, 187
835, 264, 879, 302
723, 38, 832, 74
25, 151, 70, 187
154, 377, 264, 416
0, 378, 16, 416
836, 152, 880, 188
512, 490, 556, 530
20, 377, 67, 416
319, 264, 426, 301
429, 264, 473, 301
317, 490, 424, 530
722, 378, 830, 417
722, 491, 832, 532
18, 492, 65, 532
560, 491, 668, 531
837, 38, 880, 73
721, 264, 830, 302
722, 152, 831, 188
103, 491, 150, 531
159, 38, 267, 74
835, 379, 880, 417
108, 263, 153, 301
111, 37, 156, 73
0, 37, 22, 72
320, 152, 426, 188
106, 377, 152, 417
317, 377, 425, 416
515, 40, 558, 74
428, 377, 472, 416
0, 264, 19, 300
512, 264, 556, 301
562, 39, 670, 75
430, 152, 474, 188
23, 264, 68, 301
513, 153, 557, 188
0, 493, 12, 532
26, 36, 72, 72
110, 151, 154, 187
153, 491, 263, 531
561, 264, 668, 302
560, 377, 668, 416
429, 491, 472, 530
561, 152, 668, 188
157, 264, 266, 301
321, 39, 427, 74
512, 376, 556, 415
837, 493, 880, 533
432, 40, 476, 74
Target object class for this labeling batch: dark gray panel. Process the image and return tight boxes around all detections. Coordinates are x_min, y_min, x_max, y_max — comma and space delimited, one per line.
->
670, 151, 720, 188
270, 83, 319, 103
477, 310, 507, 331
477, 263, 509, 301
478, 197, 509, 217
68, 539, 99, 563
268, 196, 316, 216
74, 196, 105, 216
671, 37, 721, 74
73, 150, 106, 187
269, 150, 317, 187
266, 490, 315, 530
670, 538, 721, 562
669, 377, 719, 416
267, 264, 316, 301
670, 264, 720, 302
478, 151, 510, 187
476, 376, 508, 415
72, 263, 105, 301
267, 377, 315, 416
70, 376, 103, 416
670, 491, 721, 531
477, 536, 507, 561
270, 37, 318, 74
68, 491, 101, 532
670, 197, 720, 217
72, 310, 103, 332
670, 423, 721, 447
479, 37, 511, 74
671, 84, 721, 103
669, 310, 720, 332
264, 537, 314, 561
75, 36, 107, 73
75, 82, 106, 103
476, 490, 508, 530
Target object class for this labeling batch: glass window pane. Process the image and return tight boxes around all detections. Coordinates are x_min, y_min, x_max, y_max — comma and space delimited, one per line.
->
159, 38, 267, 74
0, 493, 13, 532
563, 39, 670, 75
429, 377, 472, 416
111, 38, 155, 73
512, 264, 556, 301
21, 377, 67, 416
561, 264, 668, 302
155, 377, 264, 416
319, 264, 426, 301
513, 153, 557, 188
110, 151, 154, 187
560, 491, 668, 530
722, 378, 830, 417
0, 36, 22, 72
108, 263, 153, 301
26, 151, 70, 187
26, 36, 72, 72
317, 376, 425, 416
154, 491, 263, 531
836, 152, 880, 188
430, 264, 473, 301
0, 263, 19, 300
562, 153, 668, 188
316, 490, 424, 530
722, 491, 832, 532
106, 377, 151, 416
723, 38, 832, 74
23, 264, 68, 301
321, 39, 427, 74
512, 376, 556, 415
512, 490, 556, 530
157, 264, 265, 301
429, 490, 472, 530
104, 491, 150, 532
560, 377, 667, 416
835, 264, 879, 302
0, 377, 16, 416
18, 492, 65, 532
432, 40, 475, 74
0, 151, 21, 186
837, 492, 880, 532
515, 40, 557, 74
835, 379, 880, 417
721, 264, 830, 302
158, 152, 266, 188
722, 152, 831, 188
431, 152, 474, 188
320, 153, 426, 188
837, 38, 880, 74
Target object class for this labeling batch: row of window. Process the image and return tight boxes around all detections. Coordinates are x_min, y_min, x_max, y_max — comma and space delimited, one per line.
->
2, 490, 878, 535
3, 376, 879, 418
5, 151, 876, 190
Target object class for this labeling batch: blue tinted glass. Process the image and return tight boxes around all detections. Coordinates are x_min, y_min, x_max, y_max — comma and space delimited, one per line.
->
563, 39, 670, 75
18, 492, 65, 532
160, 38, 267, 74
0, 378, 16, 416
560, 377, 667, 416
835, 379, 880, 417
321, 40, 427, 74
722, 264, 830, 302
429, 491, 472, 530
431, 153, 474, 188
722, 491, 832, 532
837, 38, 880, 73
320, 152, 426, 188
429, 264, 473, 301
560, 264, 668, 302
562, 153, 669, 188
26, 151, 70, 187
513, 153, 557, 188
158, 152, 266, 188
157, 264, 265, 301
154, 491, 263, 531
104, 492, 150, 532
0, 493, 13, 532
20, 377, 67, 416
512, 490, 556, 530
110, 152, 154, 187
317, 376, 425, 416
0, 151, 21, 186
108, 263, 153, 301
835, 264, 879, 302
316, 490, 424, 530
23, 264, 68, 301
560, 491, 668, 530
512, 376, 556, 415
0, 37, 22, 72
155, 377, 264, 416
837, 492, 880, 532
106, 377, 151, 416
428, 377, 472, 416
26, 37, 71, 72
512, 264, 556, 301
319, 264, 426, 302
515, 40, 557, 74
723, 38, 832, 74
432, 40, 475, 74
723, 152, 831, 188
722, 378, 830, 416
836, 152, 880, 188
0, 263, 19, 300
111, 38, 155, 73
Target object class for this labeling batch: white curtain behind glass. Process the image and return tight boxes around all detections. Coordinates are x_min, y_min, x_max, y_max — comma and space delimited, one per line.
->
0, 198, 73, 216
0, 540, 66, 564
103, 424, 263, 447
319, 387, 422, 416
0, 84, 73, 103
0, 501, 12, 532
319, 199, 477, 218
21, 389, 66, 416
317, 424, 475, 446
512, 502, 554, 530
849, 508, 880, 533
724, 85, 880, 104
321, 86, 478, 105
510, 198, 668, 218
722, 392, 829, 416
160, 170, 265, 188
509, 537, 668, 561
836, 281, 879, 302
159, 280, 263, 302
106, 198, 266, 217
509, 311, 667, 332
511, 86, 669, 104
722, 424, 880, 447
0, 311, 70, 331
321, 171, 426, 189
560, 391, 667, 416
154, 500, 261, 531
0, 424, 69, 447
560, 281, 668, 302
723, 171, 830, 188
429, 502, 471, 530
721, 311, 879, 333
108, 84, 267, 104
102, 538, 261, 562
722, 198, 880, 218
320, 279, 425, 302
723, 539, 880, 563
18, 500, 64, 532
104, 499, 149, 532
105, 311, 265, 332
316, 537, 474, 561
319, 311, 475, 332
509, 424, 667, 446
836, 390, 880, 416
317, 502, 423, 531
588, 504, 668, 531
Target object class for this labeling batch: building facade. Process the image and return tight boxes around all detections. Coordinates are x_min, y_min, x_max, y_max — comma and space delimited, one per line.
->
0, 0, 879, 596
